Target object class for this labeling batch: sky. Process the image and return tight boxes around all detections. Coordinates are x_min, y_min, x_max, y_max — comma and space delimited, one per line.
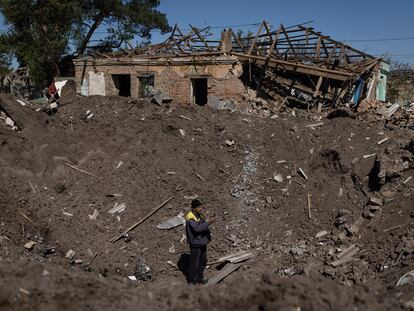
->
1, 0, 414, 66
152, 0, 414, 64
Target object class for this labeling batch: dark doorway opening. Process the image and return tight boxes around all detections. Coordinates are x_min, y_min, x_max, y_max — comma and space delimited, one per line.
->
191, 78, 208, 106
139, 74, 155, 98
112, 74, 131, 97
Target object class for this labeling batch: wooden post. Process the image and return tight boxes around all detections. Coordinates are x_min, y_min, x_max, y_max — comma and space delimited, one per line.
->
307, 192, 312, 219
110, 196, 174, 243
247, 21, 265, 56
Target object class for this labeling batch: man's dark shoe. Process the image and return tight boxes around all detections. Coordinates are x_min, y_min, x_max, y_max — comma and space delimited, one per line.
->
199, 278, 208, 284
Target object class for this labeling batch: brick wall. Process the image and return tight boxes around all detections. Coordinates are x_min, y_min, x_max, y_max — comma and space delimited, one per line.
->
73, 58, 246, 105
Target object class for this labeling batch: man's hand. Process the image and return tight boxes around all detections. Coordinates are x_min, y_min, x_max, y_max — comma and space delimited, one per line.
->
207, 217, 216, 225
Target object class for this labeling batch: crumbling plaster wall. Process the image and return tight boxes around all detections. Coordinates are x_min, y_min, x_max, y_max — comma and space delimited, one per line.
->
74, 58, 245, 104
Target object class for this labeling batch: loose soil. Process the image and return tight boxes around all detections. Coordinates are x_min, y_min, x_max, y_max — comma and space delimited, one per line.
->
0, 93, 413, 311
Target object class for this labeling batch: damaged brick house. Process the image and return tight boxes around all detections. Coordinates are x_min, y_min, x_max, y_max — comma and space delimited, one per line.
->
73, 21, 388, 108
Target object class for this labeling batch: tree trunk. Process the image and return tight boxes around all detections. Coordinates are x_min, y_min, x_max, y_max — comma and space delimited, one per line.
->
77, 14, 104, 55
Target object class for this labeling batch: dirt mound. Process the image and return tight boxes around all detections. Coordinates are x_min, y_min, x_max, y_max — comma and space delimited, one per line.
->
0, 94, 413, 310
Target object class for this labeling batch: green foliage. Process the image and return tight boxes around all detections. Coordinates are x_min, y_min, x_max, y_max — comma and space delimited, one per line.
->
0, 0, 78, 85
0, 37, 11, 76
0, 0, 170, 86
74, 0, 170, 54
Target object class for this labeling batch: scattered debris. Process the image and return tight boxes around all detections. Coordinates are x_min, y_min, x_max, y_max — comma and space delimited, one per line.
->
179, 115, 192, 121
298, 168, 308, 180
168, 244, 175, 253
273, 174, 283, 183
17, 209, 38, 227
24, 241, 36, 250
65, 249, 75, 259
167, 260, 178, 269
383, 225, 402, 232
106, 193, 123, 198
205, 263, 242, 286
19, 288, 30, 295
210, 251, 254, 265
397, 270, 414, 286
108, 202, 127, 214
377, 138, 390, 145
110, 196, 174, 242
88, 209, 99, 220
65, 162, 102, 180
403, 176, 412, 184
134, 257, 152, 281
316, 230, 328, 238
368, 197, 383, 206
378, 103, 399, 118
363, 153, 376, 159
349, 217, 364, 236
184, 194, 198, 200
306, 122, 324, 128
156, 212, 185, 230
331, 244, 359, 267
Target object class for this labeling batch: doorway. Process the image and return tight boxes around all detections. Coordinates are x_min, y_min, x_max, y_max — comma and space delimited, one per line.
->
139, 74, 155, 98
191, 78, 208, 106
112, 74, 131, 97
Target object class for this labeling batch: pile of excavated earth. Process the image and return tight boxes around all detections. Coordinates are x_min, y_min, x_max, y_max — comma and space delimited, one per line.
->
0, 92, 413, 311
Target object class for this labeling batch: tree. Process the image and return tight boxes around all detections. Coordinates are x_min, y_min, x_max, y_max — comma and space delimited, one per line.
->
0, 0, 170, 86
0, 0, 77, 85
0, 38, 11, 76
74, 0, 171, 55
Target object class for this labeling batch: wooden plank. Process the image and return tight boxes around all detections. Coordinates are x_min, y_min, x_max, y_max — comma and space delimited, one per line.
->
320, 38, 330, 58
313, 76, 323, 96
337, 244, 356, 259
280, 24, 297, 58
267, 26, 281, 58
316, 36, 322, 59
263, 21, 274, 41
331, 246, 359, 267
65, 163, 102, 180
247, 21, 265, 56
189, 24, 212, 51
231, 30, 246, 53
110, 196, 174, 243
297, 25, 375, 59
205, 263, 241, 286
211, 251, 254, 264
231, 53, 353, 81
326, 44, 338, 64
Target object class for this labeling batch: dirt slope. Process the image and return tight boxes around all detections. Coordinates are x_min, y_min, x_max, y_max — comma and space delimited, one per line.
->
0, 93, 413, 310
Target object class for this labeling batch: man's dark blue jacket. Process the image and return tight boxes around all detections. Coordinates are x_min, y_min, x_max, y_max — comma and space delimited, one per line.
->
185, 210, 211, 246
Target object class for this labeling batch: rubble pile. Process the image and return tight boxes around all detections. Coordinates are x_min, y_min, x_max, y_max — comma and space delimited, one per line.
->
0, 93, 413, 310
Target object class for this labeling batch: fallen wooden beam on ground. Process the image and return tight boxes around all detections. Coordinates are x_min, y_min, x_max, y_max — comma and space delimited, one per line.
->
298, 168, 308, 180
17, 209, 38, 227
331, 244, 359, 267
209, 250, 254, 265
65, 163, 102, 180
110, 196, 174, 243
383, 225, 402, 232
205, 263, 242, 286
305, 122, 324, 128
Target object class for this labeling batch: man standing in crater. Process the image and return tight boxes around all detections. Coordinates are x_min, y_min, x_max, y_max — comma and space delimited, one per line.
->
185, 199, 216, 284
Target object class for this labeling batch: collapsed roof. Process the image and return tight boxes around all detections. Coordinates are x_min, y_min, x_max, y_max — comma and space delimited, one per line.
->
84, 21, 384, 106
